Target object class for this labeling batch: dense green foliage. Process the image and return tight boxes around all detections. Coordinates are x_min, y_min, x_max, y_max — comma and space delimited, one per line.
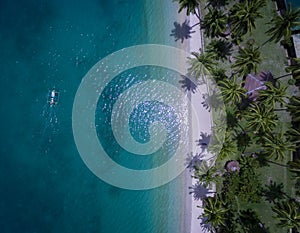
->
174, 0, 300, 232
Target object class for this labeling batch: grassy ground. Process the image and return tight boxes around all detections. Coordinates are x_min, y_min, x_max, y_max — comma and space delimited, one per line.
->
250, 2, 288, 77
241, 3, 294, 231
198, 1, 296, 232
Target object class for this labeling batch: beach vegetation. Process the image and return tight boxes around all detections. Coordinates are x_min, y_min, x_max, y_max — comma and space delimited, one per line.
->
218, 76, 246, 105
205, 39, 233, 62
187, 50, 217, 78
266, 4, 300, 44
257, 81, 287, 107
201, 194, 229, 231
229, 0, 266, 39
272, 199, 300, 232
174, 0, 300, 231
286, 58, 300, 85
173, 0, 201, 18
244, 103, 278, 134
231, 43, 262, 77
201, 8, 228, 38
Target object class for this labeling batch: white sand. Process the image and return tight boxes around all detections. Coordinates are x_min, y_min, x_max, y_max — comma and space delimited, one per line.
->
186, 8, 215, 233
165, 3, 215, 232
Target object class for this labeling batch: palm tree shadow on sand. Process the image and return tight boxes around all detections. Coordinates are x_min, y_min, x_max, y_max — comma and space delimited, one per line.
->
188, 183, 215, 233
186, 152, 203, 171
170, 20, 196, 43
179, 75, 198, 93
196, 132, 211, 154
189, 183, 215, 201
199, 217, 213, 233
185, 131, 212, 170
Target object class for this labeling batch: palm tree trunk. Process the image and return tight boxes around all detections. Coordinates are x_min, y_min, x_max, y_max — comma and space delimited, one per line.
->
196, 6, 205, 54
236, 122, 246, 134
242, 152, 288, 167
266, 159, 288, 167
195, 7, 201, 21
274, 108, 287, 111
260, 38, 271, 48
274, 73, 292, 80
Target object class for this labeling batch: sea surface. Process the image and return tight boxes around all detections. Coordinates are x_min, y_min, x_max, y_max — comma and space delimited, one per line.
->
287, 0, 300, 9
0, 0, 190, 232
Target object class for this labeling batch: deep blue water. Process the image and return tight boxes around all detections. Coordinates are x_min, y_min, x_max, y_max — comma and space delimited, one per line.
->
0, 0, 188, 232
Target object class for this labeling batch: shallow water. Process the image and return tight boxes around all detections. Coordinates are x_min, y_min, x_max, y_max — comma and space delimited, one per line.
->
0, 0, 189, 232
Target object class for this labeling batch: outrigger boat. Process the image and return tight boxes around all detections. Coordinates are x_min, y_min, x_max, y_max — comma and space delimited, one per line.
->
48, 88, 59, 106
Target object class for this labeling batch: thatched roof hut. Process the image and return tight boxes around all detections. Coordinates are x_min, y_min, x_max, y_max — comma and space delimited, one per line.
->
244, 71, 273, 101
225, 160, 240, 172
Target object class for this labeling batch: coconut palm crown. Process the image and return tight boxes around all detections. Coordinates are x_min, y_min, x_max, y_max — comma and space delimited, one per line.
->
266, 4, 300, 43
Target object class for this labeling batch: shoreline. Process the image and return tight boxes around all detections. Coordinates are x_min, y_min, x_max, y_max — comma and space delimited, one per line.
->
154, 1, 214, 231
167, 4, 207, 232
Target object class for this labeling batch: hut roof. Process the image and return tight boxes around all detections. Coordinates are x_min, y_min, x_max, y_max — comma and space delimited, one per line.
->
225, 160, 240, 172
244, 71, 273, 101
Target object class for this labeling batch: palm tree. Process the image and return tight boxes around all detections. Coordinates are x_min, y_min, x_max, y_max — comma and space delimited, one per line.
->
201, 7, 228, 38
200, 194, 229, 231
238, 153, 259, 169
206, 0, 228, 9
173, 0, 201, 19
236, 132, 252, 153
266, 4, 300, 44
286, 58, 300, 84
262, 181, 286, 203
218, 76, 246, 105
272, 199, 300, 232
287, 96, 300, 125
261, 132, 296, 161
288, 160, 300, 181
225, 106, 246, 133
285, 128, 300, 147
229, 0, 266, 38
232, 45, 262, 77
253, 151, 290, 168
206, 39, 233, 62
257, 81, 288, 108
193, 160, 219, 188
187, 50, 217, 80
209, 132, 238, 161
239, 209, 269, 232
210, 67, 228, 83
218, 138, 238, 161
244, 103, 278, 134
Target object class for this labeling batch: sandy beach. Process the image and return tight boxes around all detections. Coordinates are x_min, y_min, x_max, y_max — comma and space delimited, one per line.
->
185, 7, 215, 233
168, 3, 210, 232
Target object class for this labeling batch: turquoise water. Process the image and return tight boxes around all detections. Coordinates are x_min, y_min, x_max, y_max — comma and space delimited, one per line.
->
287, 0, 300, 8
286, 0, 300, 30
0, 0, 188, 232
96, 66, 182, 170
